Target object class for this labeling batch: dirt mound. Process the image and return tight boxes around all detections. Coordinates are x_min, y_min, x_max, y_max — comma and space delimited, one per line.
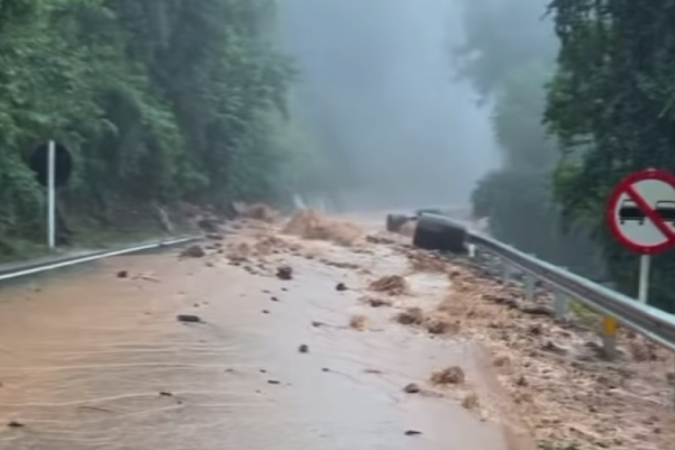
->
224, 233, 289, 261
283, 209, 363, 246
431, 366, 465, 385
425, 316, 460, 335
395, 307, 425, 325
369, 275, 408, 295
180, 244, 206, 258
349, 314, 368, 330
394, 306, 459, 335
254, 235, 287, 255
432, 260, 675, 449
234, 202, 279, 222
448, 266, 475, 282
362, 296, 393, 308
407, 251, 448, 273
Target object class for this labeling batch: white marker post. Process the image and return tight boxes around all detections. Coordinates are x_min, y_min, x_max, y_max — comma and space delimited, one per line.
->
47, 140, 56, 249
638, 254, 651, 303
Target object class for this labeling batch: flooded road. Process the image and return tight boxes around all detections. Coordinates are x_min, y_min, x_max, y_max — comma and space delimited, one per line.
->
0, 219, 521, 450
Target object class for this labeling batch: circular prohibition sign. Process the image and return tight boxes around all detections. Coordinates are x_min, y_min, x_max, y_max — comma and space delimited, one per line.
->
607, 168, 675, 254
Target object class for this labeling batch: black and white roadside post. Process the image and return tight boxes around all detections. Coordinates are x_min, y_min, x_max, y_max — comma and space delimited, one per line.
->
47, 141, 55, 248
28, 141, 72, 250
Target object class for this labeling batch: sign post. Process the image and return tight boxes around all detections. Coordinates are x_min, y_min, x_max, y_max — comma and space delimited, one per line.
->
638, 254, 651, 303
607, 168, 675, 302
604, 168, 675, 357
27, 141, 72, 250
47, 140, 56, 249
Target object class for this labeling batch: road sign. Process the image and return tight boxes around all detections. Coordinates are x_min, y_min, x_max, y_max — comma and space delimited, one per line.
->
607, 168, 675, 254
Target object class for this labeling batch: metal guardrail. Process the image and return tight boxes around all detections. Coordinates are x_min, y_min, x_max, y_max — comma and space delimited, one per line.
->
467, 230, 675, 355
314, 202, 675, 357
0, 235, 201, 283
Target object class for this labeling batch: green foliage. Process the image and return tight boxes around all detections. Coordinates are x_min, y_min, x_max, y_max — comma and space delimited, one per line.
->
545, 0, 675, 310
0, 0, 321, 252
458, 0, 603, 276
492, 63, 557, 170
471, 168, 604, 276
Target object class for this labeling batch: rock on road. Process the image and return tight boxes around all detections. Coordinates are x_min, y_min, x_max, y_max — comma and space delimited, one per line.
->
0, 211, 671, 450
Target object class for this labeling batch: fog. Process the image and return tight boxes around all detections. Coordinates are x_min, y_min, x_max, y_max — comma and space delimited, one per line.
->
278, 0, 499, 210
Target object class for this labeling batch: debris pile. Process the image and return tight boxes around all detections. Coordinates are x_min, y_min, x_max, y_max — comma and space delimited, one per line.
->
430, 366, 465, 385
406, 250, 448, 273
394, 304, 459, 335
253, 235, 287, 255
425, 316, 460, 335
223, 233, 290, 262
232, 202, 279, 222
362, 296, 393, 308
395, 307, 425, 325
180, 244, 205, 258
225, 242, 251, 263
349, 314, 368, 330
461, 392, 480, 411
368, 275, 408, 295
283, 209, 364, 246
365, 234, 397, 245
429, 259, 675, 449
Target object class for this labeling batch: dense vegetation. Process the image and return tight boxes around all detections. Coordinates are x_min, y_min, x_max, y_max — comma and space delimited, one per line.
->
0, 0, 322, 254
545, 0, 675, 310
460, 0, 675, 310
5, 0, 674, 310
457, 0, 605, 279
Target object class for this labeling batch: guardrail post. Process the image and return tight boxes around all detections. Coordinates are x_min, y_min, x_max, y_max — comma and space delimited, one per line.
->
601, 316, 618, 360
502, 262, 512, 285
524, 274, 535, 302
554, 290, 569, 322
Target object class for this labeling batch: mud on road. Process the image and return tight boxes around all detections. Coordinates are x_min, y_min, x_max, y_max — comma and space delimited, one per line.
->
0, 211, 671, 450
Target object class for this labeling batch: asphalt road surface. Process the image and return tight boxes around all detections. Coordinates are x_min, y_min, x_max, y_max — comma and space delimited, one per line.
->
0, 216, 534, 450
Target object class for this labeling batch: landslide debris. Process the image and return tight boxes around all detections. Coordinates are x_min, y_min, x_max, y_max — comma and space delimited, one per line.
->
430, 366, 465, 385
180, 245, 205, 258
232, 202, 279, 222
369, 275, 408, 296
283, 209, 364, 246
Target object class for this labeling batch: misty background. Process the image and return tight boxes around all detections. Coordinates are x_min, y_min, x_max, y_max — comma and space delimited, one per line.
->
3, 0, 672, 310
278, 0, 500, 210
278, 0, 608, 281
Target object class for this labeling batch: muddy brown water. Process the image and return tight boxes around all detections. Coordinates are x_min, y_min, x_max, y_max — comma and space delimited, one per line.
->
0, 236, 525, 450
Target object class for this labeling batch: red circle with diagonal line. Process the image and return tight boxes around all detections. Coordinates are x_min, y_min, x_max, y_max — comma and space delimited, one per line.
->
607, 168, 675, 254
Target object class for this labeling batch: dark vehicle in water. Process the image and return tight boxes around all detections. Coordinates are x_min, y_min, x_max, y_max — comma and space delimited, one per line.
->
619, 199, 675, 225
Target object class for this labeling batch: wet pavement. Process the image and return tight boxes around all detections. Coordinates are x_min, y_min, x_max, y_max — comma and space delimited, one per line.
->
0, 223, 517, 450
